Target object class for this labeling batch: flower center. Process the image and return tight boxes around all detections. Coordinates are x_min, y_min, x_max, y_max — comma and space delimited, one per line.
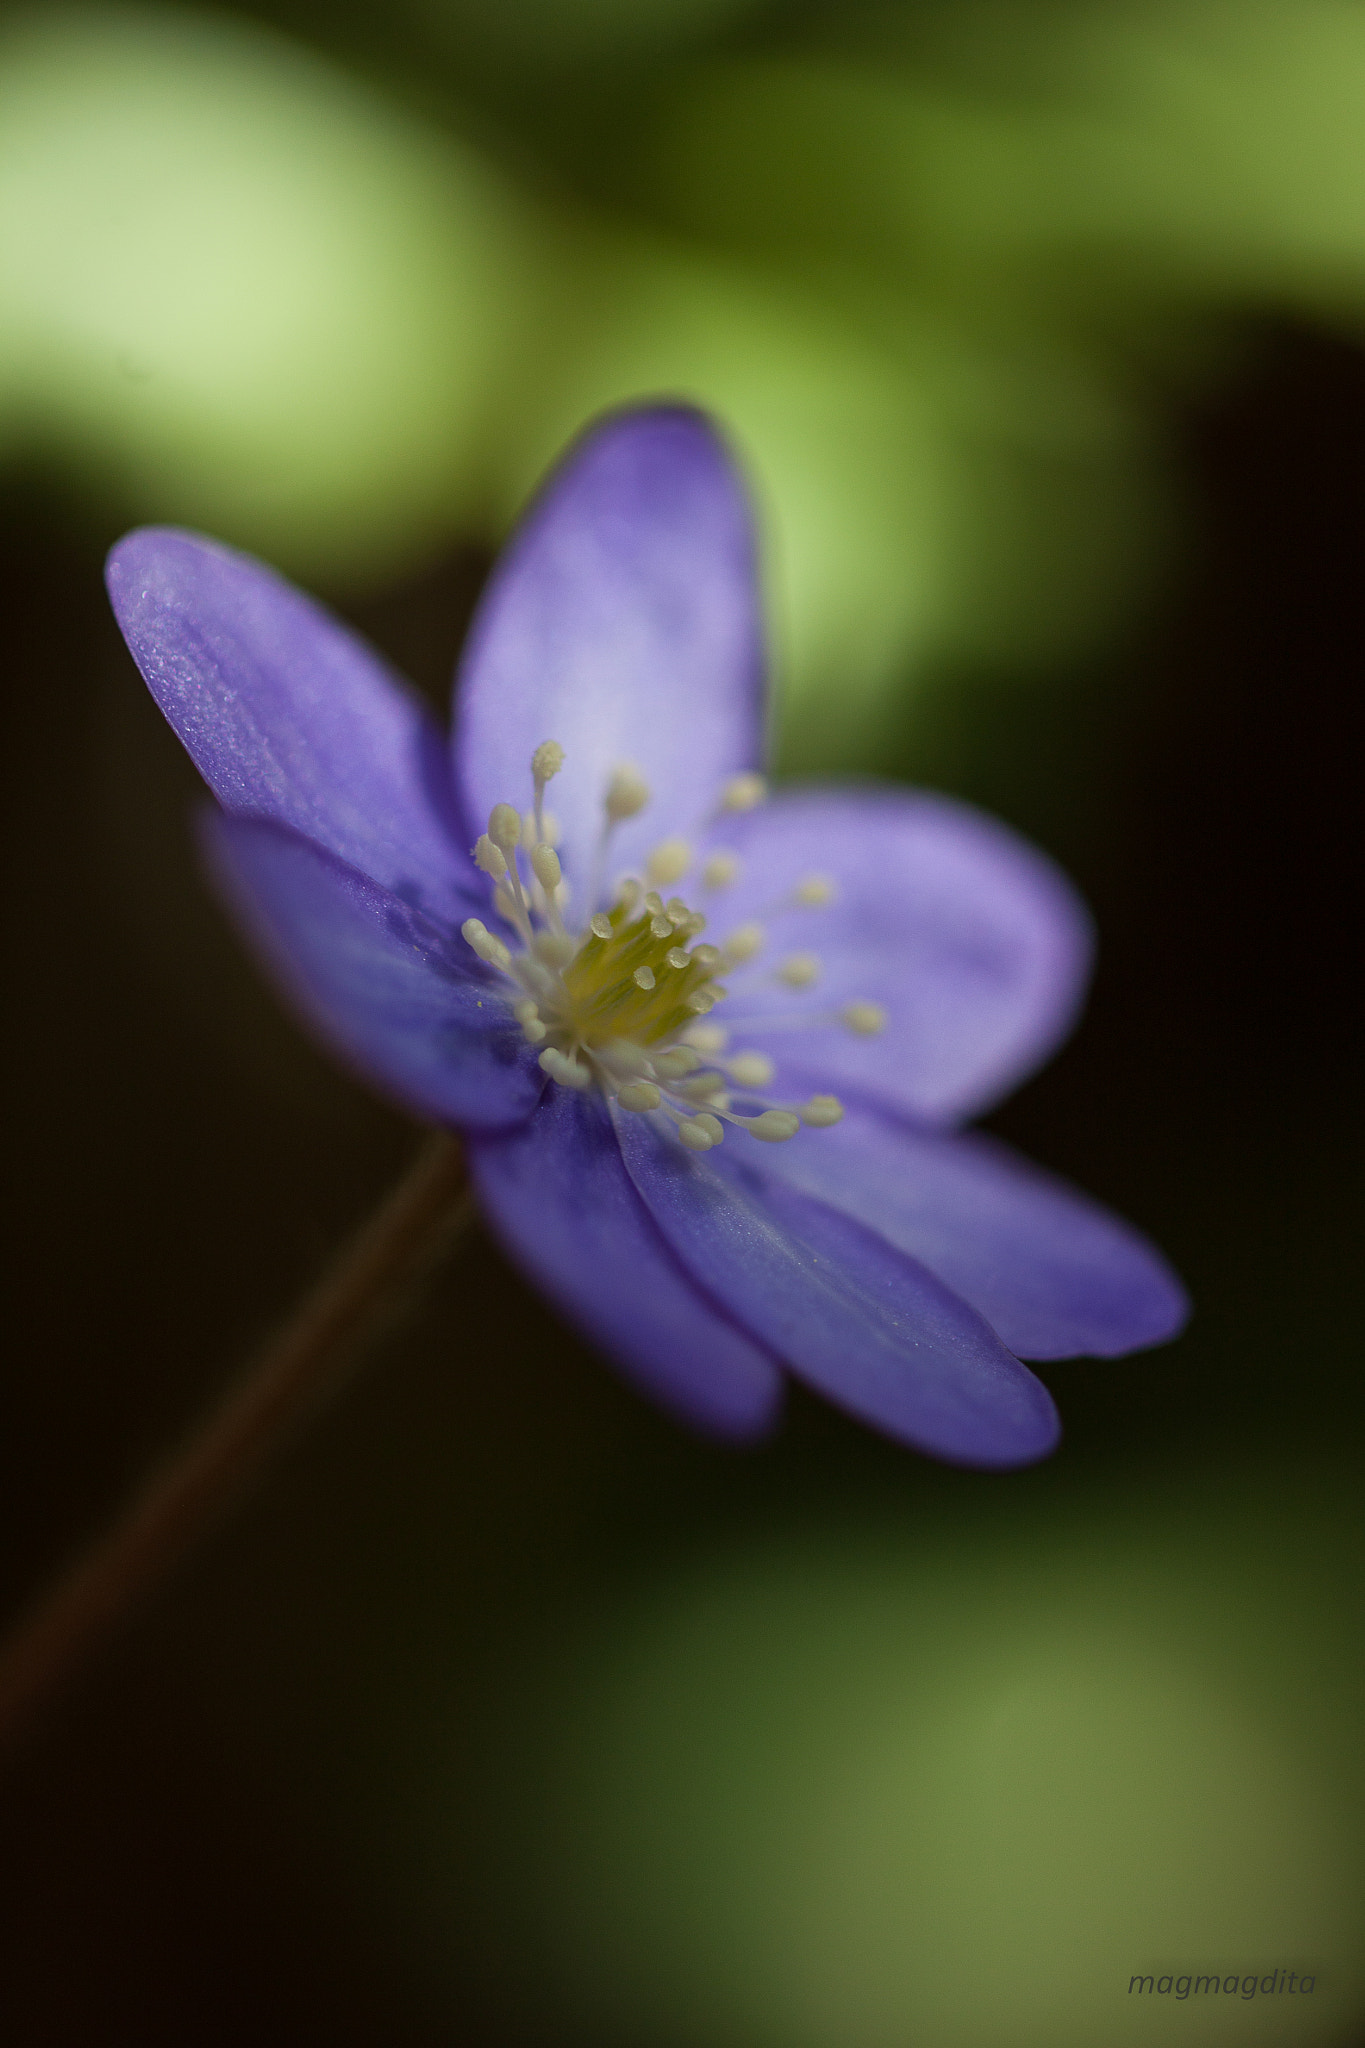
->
461, 742, 881, 1151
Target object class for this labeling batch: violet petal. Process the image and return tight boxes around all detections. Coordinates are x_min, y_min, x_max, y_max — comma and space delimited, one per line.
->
453, 407, 764, 898
469, 1088, 784, 1439
711, 1102, 1189, 1360
707, 785, 1092, 1125
203, 814, 543, 1132
614, 1110, 1060, 1468
108, 529, 476, 923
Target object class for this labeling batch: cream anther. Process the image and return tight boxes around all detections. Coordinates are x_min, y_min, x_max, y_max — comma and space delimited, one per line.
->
722, 923, 764, 964
749, 1109, 801, 1143
597, 1040, 650, 1077
539, 1047, 592, 1090
690, 944, 722, 973
693, 1112, 724, 1144
643, 891, 664, 916
461, 918, 512, 971
605, 763, 650, 821
720, 772, 766, 813
531, 740, 565, 784
488, 802, 522, 853
702, 852, 740, 889
530, 843, 562, 892
664, 897, 692, 924
650, 916, 673, 940
794, 874, 835, 906
617, 1081, 662, 1113
473, 833, 506, 879
532, 931, 577, 968
513, 997, 546, 1043
646, 838, 692, 887
679, 1119, 717, 1151
778, 953, 821, 989
685, 989, 719, 1014
683, 1022, 728, 1054
589, 913, 613, 940
634, 966, 656, 991
842, 1001, 886, 1036
728, 1052, 775, 1088
801, 1094, 844, 1126
653, 1047, 701, 1079
664, 947, 690, 971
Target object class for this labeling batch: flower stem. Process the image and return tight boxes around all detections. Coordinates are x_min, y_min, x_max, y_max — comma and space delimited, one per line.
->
0, 1132, 470, 1755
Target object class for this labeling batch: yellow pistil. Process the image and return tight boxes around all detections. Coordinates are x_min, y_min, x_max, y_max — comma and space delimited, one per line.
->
557, 898, 723, 1048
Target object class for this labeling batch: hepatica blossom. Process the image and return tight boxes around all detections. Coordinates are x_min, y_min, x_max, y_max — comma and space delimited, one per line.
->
107, 406, 1186, 1466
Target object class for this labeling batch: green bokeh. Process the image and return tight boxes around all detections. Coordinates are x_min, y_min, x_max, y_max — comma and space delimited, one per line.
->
0, 5, 536, 581
461, 1466, 1364, 2048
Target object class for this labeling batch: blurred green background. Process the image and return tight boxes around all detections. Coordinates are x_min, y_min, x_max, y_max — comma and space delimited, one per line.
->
3, 3, 1365, 2043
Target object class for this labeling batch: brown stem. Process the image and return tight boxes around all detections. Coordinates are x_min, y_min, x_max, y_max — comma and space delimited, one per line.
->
0, 1132, 470, 1755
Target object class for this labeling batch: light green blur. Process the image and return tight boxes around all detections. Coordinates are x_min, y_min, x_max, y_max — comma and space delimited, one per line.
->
11, 0, 1365, 738
474, 1467, 1364, 2048
0, 6, 536, 581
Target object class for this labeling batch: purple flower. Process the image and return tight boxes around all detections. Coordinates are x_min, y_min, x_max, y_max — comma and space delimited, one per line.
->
106, 405, 1186, 1467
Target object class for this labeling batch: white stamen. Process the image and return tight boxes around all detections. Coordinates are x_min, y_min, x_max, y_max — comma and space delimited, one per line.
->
722, 923, 764, 964
653, 1047, 701, 1079
683, 1022, 728, 1054
596, 1040, 651, 1077
512, 996, 547, 1044
679, 1118, 718, 1151
646, 838, 692, 886
693, 1112, 725, 1144
690, 944, 721, 973
702, 852, 741, 889
539, 1047, 591, 1090
842, 1001, 886, 1036
488, 803, 522, 854
461, 918, 512, 972
794, 874, 835, 906
664, 896, 692, 925
617, 1080, 662, 1112
749, 1109, 801, 1143
473, 833, 507, 879
531, 931, 577, 968
605, 763, 650, 821
685, 989, 719, 1014
530, 843, 561, 893
634, 966, 656, 991
521, 809, 562, 849
589, 913, 613, 940
650, 916, 673, 940
728, 1052, 775, 1088
801, 1094, 844, 1126
778, 952, 821, 989
663, 947, 690, 972
532, 740, 565, 784
720, 772, 766, 813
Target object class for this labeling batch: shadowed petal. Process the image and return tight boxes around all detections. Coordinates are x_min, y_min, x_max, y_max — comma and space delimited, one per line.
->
615, 1111, 1060, 1468
453, 407, 764, 897
714, 1104, 1189, 1360
108, 529, 476, 923
469, 1088, 783, 1439
203, 815, 543, 1132
708, 786, 1092, 1125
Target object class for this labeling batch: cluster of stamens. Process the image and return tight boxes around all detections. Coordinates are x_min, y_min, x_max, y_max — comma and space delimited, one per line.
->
461, 742, 885, 1150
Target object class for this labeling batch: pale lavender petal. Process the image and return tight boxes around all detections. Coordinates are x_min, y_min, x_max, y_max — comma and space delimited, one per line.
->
715, 1104, 1189, 1360
704, 786, 1093, 1124
469, 1088, 783, 1439
453, 408, 764, 900
615, 1111, 1060, 1468
202, 815, 543, 1132
108, 529, 476, 923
